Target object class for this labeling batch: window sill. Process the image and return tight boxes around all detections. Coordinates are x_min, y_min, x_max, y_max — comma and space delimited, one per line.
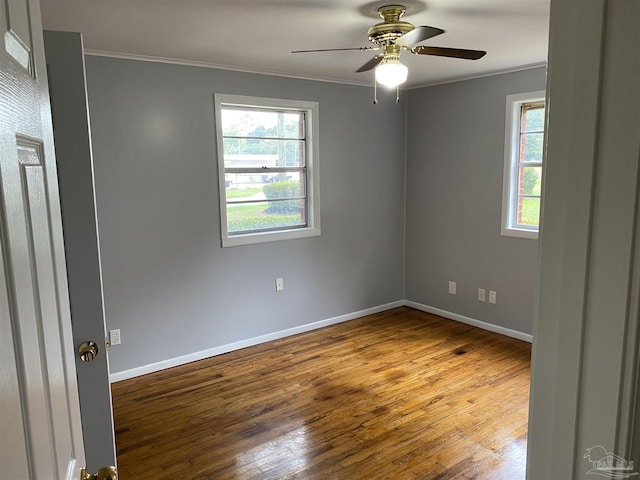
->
501, 226, 538, 240
222, 226, 321, 247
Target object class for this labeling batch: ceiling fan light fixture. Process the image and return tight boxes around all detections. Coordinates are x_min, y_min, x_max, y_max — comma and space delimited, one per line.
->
375, 60, 408, 88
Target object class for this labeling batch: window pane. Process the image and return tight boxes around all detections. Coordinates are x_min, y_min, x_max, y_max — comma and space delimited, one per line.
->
227, 199, 306, 234
517, 196, 541, 226
522, 105, 544, 132
225, 172, 303, 198
519, 166, 542, 195
221, 108, 305, 139
222, 140, 305, 167
519, 132, 544, 162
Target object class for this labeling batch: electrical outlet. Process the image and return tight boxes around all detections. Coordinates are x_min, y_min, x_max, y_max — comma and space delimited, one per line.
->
489, 290, 497, 304
477, 288, 486, 302
275, 277, 284, 292
448, 281, 457, 295
109, 329, 121, 346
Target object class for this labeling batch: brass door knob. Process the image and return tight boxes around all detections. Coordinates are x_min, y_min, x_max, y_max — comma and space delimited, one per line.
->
81, 466, 118, 480
78, 341, 99, 362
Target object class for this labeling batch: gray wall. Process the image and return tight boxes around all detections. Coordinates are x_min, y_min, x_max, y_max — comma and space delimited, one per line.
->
405, 67, 546, 336
84, 57, 406, 375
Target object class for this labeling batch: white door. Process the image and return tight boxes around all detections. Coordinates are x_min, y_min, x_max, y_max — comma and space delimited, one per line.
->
0, 0, 86, 479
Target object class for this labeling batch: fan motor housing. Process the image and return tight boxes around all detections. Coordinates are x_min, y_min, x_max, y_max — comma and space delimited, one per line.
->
368, 21, 414, 45
368, 5, 415, 46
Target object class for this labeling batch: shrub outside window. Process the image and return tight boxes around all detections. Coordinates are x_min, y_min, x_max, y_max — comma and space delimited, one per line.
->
501, 91, 545, 239
214, 95, 320, 247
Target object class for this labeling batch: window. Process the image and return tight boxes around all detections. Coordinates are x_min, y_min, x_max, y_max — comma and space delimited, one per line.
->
501, 91, 545, 239
214, 94, 320, 247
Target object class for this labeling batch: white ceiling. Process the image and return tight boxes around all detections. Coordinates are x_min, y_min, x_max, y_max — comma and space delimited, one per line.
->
39, 0, 550, 88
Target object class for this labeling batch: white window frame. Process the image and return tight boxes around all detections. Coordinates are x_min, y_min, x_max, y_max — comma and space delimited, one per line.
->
214, 94, 321, 247
501, 90, 546, 240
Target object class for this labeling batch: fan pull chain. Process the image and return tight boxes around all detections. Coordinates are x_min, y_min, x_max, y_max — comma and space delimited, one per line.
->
372, 80, 403, 105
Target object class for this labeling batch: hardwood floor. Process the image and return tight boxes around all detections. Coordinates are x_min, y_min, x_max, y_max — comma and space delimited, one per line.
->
111, 307, 531, 479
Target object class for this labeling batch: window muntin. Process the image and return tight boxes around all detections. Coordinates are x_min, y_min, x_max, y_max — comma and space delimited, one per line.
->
214, 95, 320, 247
502, 91, 545, 240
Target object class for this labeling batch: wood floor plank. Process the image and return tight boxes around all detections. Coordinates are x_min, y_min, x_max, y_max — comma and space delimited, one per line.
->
111, 307, 531, 479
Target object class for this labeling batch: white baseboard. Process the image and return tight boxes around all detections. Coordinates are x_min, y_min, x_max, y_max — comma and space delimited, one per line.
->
404, 300, 533, 343
110, 299, 532, 383
109, 300, 405, 383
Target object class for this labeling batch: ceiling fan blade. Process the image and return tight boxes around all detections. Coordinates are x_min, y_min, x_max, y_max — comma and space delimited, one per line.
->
356, 55, 384, 73
291, 47, 377, 54
411, 46, 487, 60
397, 26, 445, 47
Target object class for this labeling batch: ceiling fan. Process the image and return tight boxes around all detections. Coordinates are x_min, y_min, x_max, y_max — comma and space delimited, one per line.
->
292, 4, 486, 92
